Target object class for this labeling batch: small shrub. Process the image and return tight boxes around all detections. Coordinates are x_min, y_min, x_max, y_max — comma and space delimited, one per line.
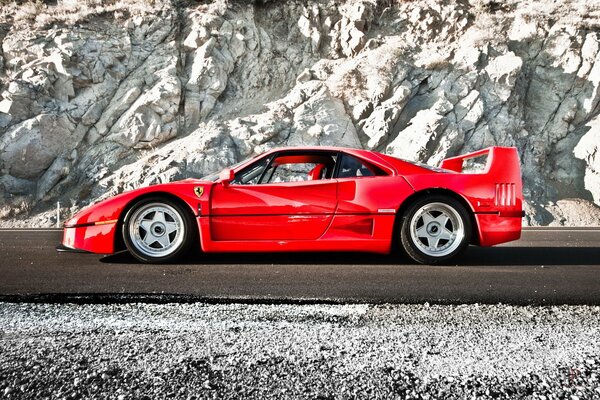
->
0, 196, 32, 220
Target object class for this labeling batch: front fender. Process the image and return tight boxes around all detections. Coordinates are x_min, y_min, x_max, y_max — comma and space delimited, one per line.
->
61, 191, 152, 254
65, 191, 141, 228
62, 181, 213, 254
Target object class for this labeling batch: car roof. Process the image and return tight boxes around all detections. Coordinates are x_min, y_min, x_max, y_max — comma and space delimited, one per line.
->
264, 146, 381, 159
234, 146, 439, 177
262, 146, 398, 174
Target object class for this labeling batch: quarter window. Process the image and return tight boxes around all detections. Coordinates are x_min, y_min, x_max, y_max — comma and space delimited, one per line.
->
336, 154, 384, 178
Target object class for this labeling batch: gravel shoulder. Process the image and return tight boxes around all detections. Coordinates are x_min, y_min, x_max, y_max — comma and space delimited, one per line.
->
1, 303, 599, 399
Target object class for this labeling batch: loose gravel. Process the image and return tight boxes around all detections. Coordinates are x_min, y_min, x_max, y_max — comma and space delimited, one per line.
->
0, 302, 599, 399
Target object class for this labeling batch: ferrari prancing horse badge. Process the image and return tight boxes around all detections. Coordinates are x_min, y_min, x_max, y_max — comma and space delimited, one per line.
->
194, 187, 204, 197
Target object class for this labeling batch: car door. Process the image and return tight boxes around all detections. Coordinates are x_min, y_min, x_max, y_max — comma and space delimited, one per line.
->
209, 151, 338, 241
335, 152, 397, 214
324, 152, 414, 243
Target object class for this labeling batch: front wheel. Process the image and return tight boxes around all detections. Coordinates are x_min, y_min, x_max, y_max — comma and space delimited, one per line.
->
400, 195, 471, 264
122, 197, 195, 263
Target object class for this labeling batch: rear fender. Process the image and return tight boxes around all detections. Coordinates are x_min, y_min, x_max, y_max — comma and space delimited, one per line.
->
440, 147, 523, 215
403, 147, 523, 246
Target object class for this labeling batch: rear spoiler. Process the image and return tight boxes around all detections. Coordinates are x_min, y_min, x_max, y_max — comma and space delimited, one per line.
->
440, 147, 520, 178
441, 147, 523, 213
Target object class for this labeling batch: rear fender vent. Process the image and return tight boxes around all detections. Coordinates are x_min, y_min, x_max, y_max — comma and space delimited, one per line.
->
495, 183, 516, 207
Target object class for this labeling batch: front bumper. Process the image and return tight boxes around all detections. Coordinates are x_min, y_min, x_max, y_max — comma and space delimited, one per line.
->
60, 223, 118, 254
56, 243, 92, 253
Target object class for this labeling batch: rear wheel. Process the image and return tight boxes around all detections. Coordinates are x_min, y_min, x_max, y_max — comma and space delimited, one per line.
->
400, 195, 471, 264
123, 197, 195, 263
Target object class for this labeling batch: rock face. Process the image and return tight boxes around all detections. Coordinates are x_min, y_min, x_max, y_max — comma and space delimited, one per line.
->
1, 0, 600, 226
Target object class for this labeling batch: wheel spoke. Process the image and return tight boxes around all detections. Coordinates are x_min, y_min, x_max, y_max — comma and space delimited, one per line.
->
434, 214, 449, 229
143, 231, 158, 246
431, 236, 441, 249
157, 234, 171, 248
421, 212, 434, 225
153, 210, 166, 223
165, 221, 178, 235
416, 225, 428, 238
439, 228, 453, 241
140, 220, 153, 232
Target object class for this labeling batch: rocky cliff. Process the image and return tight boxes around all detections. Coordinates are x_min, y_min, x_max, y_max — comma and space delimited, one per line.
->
1, 0, 600, 226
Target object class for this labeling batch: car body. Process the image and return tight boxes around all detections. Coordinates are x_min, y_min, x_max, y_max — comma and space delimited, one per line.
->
58, 146, 523, 264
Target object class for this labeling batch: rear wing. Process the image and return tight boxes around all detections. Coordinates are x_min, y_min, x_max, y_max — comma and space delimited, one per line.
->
440, 147, 521, 179
441, 147, 522, 211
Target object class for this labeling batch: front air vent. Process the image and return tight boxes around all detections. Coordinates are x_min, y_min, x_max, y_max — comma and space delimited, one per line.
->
495, 183, 516, 207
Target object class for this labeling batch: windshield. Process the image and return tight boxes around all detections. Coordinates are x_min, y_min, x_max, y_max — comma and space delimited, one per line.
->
199, 156, 254, 182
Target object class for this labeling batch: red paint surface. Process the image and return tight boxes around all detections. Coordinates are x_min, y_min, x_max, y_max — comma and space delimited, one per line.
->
61, 146, 523, 255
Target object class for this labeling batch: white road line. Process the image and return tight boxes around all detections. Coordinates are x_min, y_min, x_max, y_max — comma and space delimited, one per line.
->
1, 228, 600, 232
0, 229, 61, 232
523, 229, 600, 232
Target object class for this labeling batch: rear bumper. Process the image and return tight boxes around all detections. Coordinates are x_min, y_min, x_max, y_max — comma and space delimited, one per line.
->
475, 212, 522, 247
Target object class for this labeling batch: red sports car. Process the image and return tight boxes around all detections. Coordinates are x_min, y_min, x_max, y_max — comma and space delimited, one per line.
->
58, 146, 523, 264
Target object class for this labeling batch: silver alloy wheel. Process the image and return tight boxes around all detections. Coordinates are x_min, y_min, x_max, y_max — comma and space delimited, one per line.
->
128, 202, 185, 258
409, 202, 465, 258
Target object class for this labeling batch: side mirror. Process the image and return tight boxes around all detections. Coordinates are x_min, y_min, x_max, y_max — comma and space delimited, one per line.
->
219, 168, 235, 186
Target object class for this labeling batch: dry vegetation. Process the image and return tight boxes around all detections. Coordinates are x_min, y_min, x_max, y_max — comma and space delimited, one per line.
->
0, 195, 32, 220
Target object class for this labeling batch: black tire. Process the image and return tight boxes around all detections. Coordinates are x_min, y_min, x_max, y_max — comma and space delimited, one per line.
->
400, 195, 471, 264
122, 196, 196, 263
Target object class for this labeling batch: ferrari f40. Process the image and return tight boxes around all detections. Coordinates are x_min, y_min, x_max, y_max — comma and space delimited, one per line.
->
58, 146, 523, 264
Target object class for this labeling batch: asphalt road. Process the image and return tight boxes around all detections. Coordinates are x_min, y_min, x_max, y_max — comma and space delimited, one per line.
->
0, 228, 599, 305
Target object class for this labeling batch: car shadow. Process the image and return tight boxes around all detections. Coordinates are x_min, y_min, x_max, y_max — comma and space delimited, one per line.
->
455, 246, 600, 266
101, 250, 396, 265
100, 246, 600, 266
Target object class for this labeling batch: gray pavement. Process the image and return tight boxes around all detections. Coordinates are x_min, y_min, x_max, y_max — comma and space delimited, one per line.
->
0, 228, 599, 305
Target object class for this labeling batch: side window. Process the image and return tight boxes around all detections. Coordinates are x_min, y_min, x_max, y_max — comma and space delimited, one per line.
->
263, 162, 318, 183
337, 154, 384, 178
231, 157, 270, 185
259, 153, 337, 184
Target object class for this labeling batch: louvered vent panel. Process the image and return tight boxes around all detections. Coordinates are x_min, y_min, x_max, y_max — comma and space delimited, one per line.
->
495, 183, 516, 207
